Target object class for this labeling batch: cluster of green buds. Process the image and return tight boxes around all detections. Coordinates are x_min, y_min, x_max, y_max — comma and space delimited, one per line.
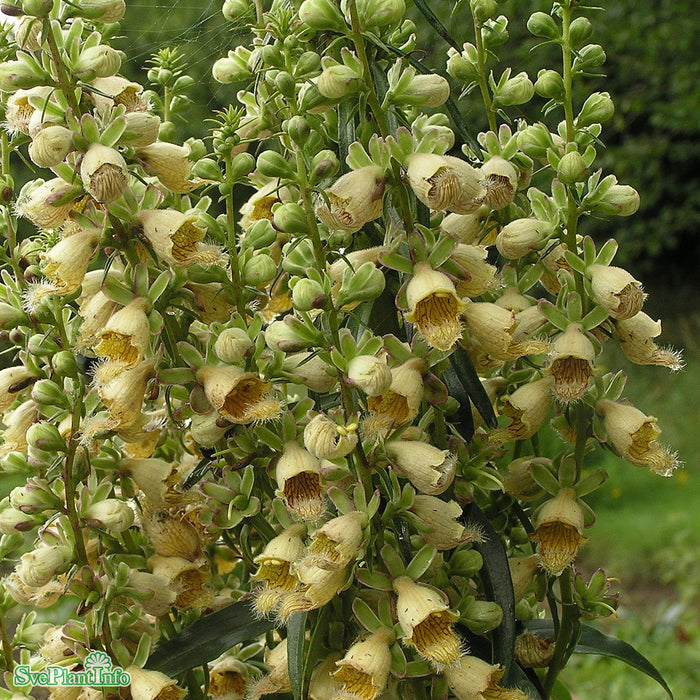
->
0, 0, 683, 698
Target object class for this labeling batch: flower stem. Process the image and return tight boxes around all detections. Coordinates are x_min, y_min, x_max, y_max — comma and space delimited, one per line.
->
473, 14, 497, 132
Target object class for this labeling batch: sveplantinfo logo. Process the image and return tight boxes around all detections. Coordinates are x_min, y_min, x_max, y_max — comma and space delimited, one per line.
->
13, 650, 131, 688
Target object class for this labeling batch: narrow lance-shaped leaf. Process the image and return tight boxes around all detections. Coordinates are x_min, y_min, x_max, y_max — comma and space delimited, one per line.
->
287, 611, 307, 700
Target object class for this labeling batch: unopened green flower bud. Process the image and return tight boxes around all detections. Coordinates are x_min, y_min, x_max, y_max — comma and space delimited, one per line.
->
31, 379, 68, 408
470, 0, 498, 24
265, 317, 315, 353
336, 261, 385, 308
51, 351, 78, 379
256, 150, 294, 179
243, 219, 277, 248
463, 599, 503, 634
310, 149, 340, 181
158, 120, 177, 143
222, 0, 252, 21
27, 333, 60, 356
75, 0, 126, 22
214, 327, 253, 363
273, 202, 309, 234
527, 11, 558, 39
534, 69, 564, 100
274, 70, 296, 97
0, 59, 47, 92
282, 238, 316, 275
292, 278, 326, 311
191, 158, 222, 182
574, 44, 606, 71
21, 0, 53, 16
317, 64, 362, 99
74, 45, 122, 80
389, 72, 450, 108
230, 152, 255, 180
284, 115, 311, 145
569, 16, 592, 47
557, 150, 589, 184
295, 50, 322, 78
349, 0, 406, 28
576, 91, 615, 127
493, 71, 534, 107
449, 548, 483, 578
0, 301, 25, 329
83, 499, 134, 532
446, 44, 480, 83
596, 184, 640, 217
243, 253, 277, 287
298, 0, 347, 32
299, 82, 332, 113
516, 123, 559, 161
26, 422, 67, 452
0, 507, 41, 534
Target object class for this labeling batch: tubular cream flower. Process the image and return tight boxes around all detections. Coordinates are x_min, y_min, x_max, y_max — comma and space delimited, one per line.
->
15, 177, 82, 229
275, 441, 326, 521
280, 561, 348, 619
596, 399, 679, 476
385, 440, 456, 495
80, 143, 128, 203
346, 355, 392, 397
508, 555, 540, 603
94, 297, 151, 367
405, 263, 467, 351
137, 142, 212, 193
39, 227, 101, 296
239, 180, 293, 229
214, 327, 254, 363
495, 218, 553, 259
587, 264, 645, 320
480, 156, 518, 210
365, 358, 424, 429
450, 244, 498, 298
392, 576, 461, 668
495, 377, 554, 442
315, 166, 386, 232
95, 359, 156, 428
410, 495, 483, 550
90, 76, 148, 115
4, 87, 52, 135
251, 524, 306, 614
529, 488, 588, 575
248, 639, 291, 700
28, 125, 74, 168
441, 209, 491, 245
614, 312, 684, 370
126, 570, 177, 616
196, 365, 280, 424
514, 631, 556, 669
83, 498, 134, 532
463, 301, 549, 361
303, 413, 359, 460
0, 366, 36, 412
140, 499, 202, 562
148, 555, 213, 610
126, 667, 186, 700
208, 656, 249, 700
137, 209, 226, 267
283, 352, 338, 393
17, 545, 72, 588
332, 627, 395, 700
0, 399, 37, 455
303, 511, 367, 569
406, 153, 485, 214
444, 655, 528, 700
309, 653, 344, 700
546, 323, 596, 402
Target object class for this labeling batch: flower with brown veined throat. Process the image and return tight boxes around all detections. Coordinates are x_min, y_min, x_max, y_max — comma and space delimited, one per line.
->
136, 141, 211, 193
315, 166, 386, 233
405, 263, 467, 351
587, 264, 645, 320
614, 312, 684, 371
126, 667, 186, 700
80, 143, 128, 203
529, 488, 588, 575
251, 524, 306, 614
94, 298, 150, 368
303, 511, 367, 570
332, 627, 395, 700
546, 323, 596, 402
196, 365, 280, 425
596, 399, 679, 476
137, 209, 226, 268
365, 358, 425, 431
208, 656, 249, 700
392, 576, 462, 668
275, 442, 327, 521
493, 376, 554, 443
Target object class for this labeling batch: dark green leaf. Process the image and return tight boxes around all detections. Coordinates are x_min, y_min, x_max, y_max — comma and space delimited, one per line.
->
523, 620, 674, 699
145, 601, 274, 676
411, 0, 461, 50
287, 612, 307, 700
463, 502, 517, 684
449, 347, 498, 430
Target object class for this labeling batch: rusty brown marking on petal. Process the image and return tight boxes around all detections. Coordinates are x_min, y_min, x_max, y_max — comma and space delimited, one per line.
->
530, 521, 588, 575
222, 377, 270, 421
551, 357, 593, 401
410, 612, 461, 666
283, 471, 325, 520
171, 221, 205, 262
95, 331, 141, 365
367, 391, 411, 425
334, 666, 377, 700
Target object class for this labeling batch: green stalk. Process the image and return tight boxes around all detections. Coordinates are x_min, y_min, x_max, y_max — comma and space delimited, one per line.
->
45, 28, 80, 115
473, 15, 497, 132
224, 154, 247, 318
543, 567, 580, 698
0, 611, 14, 670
